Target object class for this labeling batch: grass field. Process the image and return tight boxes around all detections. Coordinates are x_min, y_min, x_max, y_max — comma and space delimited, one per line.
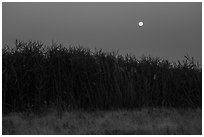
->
2, 108, 202, 135
2, 40, 202, 135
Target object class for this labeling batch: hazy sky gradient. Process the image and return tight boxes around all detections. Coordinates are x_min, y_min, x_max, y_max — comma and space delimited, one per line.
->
2, 2, 202, 63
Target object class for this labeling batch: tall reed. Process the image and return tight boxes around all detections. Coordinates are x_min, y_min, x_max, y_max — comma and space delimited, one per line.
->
2, 40, 202, 113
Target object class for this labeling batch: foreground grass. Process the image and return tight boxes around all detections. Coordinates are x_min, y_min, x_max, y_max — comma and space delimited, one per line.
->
2, 108, 201, 135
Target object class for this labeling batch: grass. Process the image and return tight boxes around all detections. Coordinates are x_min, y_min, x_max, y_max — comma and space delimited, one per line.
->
2, 40, 201, 113
2, 108, 202, 135
2, 40, 202, 135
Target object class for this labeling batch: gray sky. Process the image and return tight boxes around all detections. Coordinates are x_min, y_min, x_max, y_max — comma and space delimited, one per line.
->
2, 2, 202, 63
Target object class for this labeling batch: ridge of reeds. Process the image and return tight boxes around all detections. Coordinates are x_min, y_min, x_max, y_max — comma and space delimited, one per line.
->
2, 40, 202, 114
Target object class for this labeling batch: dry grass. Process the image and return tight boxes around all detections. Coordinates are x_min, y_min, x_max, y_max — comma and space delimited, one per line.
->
2, 108, 202, 135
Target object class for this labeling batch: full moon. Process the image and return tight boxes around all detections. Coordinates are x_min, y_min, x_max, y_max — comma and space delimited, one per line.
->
138, 22, 143, 27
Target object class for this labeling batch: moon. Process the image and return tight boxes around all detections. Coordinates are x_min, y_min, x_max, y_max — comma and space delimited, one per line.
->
138, 21, 144, 27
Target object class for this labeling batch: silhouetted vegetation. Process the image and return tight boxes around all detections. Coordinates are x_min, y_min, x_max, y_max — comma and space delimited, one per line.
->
2, 40, 202, 114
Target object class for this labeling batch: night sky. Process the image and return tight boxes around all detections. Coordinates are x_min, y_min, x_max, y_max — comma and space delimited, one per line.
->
2, 2, 202, 63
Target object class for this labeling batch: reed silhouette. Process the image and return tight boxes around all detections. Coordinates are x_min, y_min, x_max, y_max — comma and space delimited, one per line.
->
2, 40, 202, 114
